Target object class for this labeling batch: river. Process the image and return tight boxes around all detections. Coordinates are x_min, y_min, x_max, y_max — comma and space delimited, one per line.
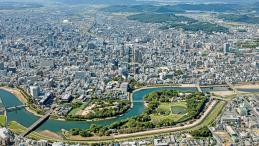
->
0, 86, 258, 132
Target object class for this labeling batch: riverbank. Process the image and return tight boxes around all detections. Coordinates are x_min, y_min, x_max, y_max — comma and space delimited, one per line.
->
63, 100, 224, 142
0, 87, 132, 122
0, 82, 259, 141
8, 121, 63, 142
133, 84, 196, 92
0, 87, 42, 117
2, 83, 257, 122
7, 100, 225, 144
234, 84, 259, 89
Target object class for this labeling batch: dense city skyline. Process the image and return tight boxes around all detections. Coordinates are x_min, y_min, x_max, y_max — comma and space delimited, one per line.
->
0, 0, 258, 146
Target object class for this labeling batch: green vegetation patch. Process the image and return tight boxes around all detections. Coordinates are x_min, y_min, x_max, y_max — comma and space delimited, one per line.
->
68, 90, 209, 137
190, 127, 212, 138
151, 102, 188, 124
127, 13, 228, 33
235, 39, 259, 49
100, 5, 184, 13
68, 102, 88, 116
100, 4, 239, 13
168, 21, 229, 33
8, 121, 59, 142
0, 115, 6, 127
127, 13, 196, 24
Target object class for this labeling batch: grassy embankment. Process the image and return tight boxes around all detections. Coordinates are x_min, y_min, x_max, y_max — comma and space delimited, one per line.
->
0, 115, 6, 127
8, 121, 61, 142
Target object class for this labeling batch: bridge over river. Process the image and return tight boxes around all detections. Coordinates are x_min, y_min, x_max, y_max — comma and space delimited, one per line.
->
20, 110, 52, 137
0, 85, 259, 134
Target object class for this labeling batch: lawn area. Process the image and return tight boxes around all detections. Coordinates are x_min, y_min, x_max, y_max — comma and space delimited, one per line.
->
151, 101, 188, 124
157, 102, 187, 113
0, 115, 6, 127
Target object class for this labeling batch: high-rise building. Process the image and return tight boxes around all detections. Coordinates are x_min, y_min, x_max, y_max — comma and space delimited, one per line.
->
256, 62, 259, 69
111, 58, 119, 70
134, 49, 143, 63
30, 86, 40, 98
224, 43, 230, 54
47, 33, 54, 47
0, 62, 4, 70
256, 54, 259, 69
120, 82, 129, 92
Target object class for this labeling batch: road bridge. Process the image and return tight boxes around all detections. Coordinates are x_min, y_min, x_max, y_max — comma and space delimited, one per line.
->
20, 110, 52, 137
211, 96, 229, 101
196, 82, 202, 92
226, 81, 240, 95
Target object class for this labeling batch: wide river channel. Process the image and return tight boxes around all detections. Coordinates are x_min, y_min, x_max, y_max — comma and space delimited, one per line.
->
0, 86, 258, 132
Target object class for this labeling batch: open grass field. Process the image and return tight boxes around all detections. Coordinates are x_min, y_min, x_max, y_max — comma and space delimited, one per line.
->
151, 102, 188, 124
0, 115, 6, 127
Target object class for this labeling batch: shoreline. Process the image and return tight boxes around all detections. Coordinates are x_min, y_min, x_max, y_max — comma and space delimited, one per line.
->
0, 83, 258, 142
65, 99, 220, 141
0, 87, 43, 117
234, 84, 259, 89
1, 83, 259, 122
0, 86, 132, 122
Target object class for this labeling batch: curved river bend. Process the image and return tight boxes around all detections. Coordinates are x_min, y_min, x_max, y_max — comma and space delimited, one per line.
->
0, 86, 258, 132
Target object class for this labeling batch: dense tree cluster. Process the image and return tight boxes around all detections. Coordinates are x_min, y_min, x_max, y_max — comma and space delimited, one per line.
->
185, 93, 207, 118
101, 5, 184, 13
128, 79, 146, 91
144, 90, 180, 102
169, 22, 229, 33
101, 4, 239, 13
127, 13, 228, 33
127, 13, 196, 24
70, 128, 93, 137
190, 127, 212, 138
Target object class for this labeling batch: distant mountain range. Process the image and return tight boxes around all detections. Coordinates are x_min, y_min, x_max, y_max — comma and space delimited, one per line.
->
144, 0, 259, 4
196, 0, 258, 4
0, 1, 43, 10
54, 0, 137, 5
101, 3, 241, 13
